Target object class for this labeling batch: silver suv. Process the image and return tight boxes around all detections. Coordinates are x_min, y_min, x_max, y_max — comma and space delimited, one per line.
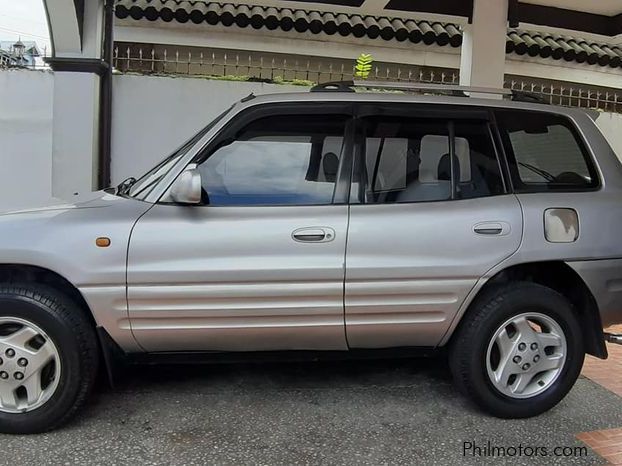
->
1, 82, 621, 434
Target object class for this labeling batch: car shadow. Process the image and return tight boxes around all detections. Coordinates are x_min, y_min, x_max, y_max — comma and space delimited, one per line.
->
95, 353, 454, 394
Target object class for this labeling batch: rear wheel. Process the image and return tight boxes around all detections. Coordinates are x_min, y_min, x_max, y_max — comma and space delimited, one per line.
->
0, 284, 99, 434
449, 282, 584, 418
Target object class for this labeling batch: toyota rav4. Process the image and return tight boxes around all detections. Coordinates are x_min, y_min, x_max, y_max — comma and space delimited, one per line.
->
1, 82, 621, 434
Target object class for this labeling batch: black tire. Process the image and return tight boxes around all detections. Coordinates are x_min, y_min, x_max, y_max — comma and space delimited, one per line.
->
0, 283, 99, 434
449, 282, 584, 418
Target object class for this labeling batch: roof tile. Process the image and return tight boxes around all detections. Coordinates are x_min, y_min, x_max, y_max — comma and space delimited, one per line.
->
115, 0, 622, 68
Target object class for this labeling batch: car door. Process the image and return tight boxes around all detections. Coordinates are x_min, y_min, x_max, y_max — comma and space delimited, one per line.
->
127, 104, 353, 352
345, 104, 523, 348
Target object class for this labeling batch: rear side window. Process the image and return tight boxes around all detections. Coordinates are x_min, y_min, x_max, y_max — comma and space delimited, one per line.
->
356, 116, 505, 204
496, 110, 599, 192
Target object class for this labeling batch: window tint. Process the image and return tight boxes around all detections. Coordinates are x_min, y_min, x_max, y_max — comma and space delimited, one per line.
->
196, 115, 347, 206
453, 121, 505, 200
358, 116, 504, 204
496, 110, 598, 191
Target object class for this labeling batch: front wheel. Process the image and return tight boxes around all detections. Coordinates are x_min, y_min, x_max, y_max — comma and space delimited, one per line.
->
0, 284, 99, 434
449, 282, 584, 418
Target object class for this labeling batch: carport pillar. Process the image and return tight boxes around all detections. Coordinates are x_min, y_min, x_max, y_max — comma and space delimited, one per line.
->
44, 0, 111, 199
50, 72, 101, 199
459, 0, 509, 93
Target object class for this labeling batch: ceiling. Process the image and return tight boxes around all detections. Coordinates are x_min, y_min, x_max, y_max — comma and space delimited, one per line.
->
275, 0, 622, 36
522, 0, 622, 17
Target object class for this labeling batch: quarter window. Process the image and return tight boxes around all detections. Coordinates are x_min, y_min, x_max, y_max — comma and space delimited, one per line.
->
196, 115, 348, 206
496, 110, 598, 191
357, 116, 504, 204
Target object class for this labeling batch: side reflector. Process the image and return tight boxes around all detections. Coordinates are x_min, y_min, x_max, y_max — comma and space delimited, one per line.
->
96, 237, 111, 248
544, 209, 579, 243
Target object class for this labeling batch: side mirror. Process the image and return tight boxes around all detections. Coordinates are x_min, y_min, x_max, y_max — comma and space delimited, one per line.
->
170, 167, 202, 205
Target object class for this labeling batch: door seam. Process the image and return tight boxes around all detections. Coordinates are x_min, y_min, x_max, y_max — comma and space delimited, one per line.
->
343, 203, 351, 349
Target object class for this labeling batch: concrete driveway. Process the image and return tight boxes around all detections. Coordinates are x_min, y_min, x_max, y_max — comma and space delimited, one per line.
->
1, 356, 621, 465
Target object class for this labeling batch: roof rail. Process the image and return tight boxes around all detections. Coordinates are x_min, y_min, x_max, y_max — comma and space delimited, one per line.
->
309, 80, 547, 104
310, 81, 356, 93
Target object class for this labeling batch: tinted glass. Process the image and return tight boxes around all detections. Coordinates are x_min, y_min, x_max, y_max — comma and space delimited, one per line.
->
496, 110, 598, 191
197, 115, 347, 206
453, 121, 505, 200
358, 116, 504, 204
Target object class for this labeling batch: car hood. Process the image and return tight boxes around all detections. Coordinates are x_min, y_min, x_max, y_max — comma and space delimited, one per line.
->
0, 190, 123, 217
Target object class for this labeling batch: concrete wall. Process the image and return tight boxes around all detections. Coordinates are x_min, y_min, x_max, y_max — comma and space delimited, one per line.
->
111, 75, 304, 183
0, 70, 55, 211
0, 71, 305, 211
594, 112, 622, 159
1, 70, 621, 212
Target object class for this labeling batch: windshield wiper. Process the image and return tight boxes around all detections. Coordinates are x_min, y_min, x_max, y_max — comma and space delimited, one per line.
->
116, 177, 137, 196
518, 162, 556, 182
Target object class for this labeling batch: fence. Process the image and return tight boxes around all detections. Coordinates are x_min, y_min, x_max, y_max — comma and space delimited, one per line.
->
5, 41, 622, 113
505, 77, 622, 113
113, 43, 460, 85
113, 43, 622, 112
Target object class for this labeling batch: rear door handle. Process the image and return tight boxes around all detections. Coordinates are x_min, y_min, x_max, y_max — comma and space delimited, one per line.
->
473, 222, 511, 236
292, 227, 335, 243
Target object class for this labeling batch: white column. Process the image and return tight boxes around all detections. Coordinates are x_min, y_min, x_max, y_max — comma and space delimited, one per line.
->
45, 0, 105, 200
51, 72, 100, 198
460, 0, 509, 91
44, 0, 82, 56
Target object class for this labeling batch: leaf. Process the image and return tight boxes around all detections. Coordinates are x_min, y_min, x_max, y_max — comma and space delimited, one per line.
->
355, 52, 374, 79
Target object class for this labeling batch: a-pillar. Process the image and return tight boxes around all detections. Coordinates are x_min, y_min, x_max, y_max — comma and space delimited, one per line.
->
460, 0, 509, 92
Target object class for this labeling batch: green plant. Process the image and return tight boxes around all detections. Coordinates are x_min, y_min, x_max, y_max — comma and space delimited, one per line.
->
354, 53, 373, 79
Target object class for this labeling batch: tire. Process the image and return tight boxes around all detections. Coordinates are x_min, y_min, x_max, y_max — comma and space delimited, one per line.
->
0, 283, 99, 434
449, 282, 584, 418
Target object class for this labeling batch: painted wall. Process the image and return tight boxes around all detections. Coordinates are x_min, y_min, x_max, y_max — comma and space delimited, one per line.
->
594, 112, 622, 159
0, 71, 304, 211
111, 75, 304, 183
1, 70, 621, 213
0, 70, 55, 212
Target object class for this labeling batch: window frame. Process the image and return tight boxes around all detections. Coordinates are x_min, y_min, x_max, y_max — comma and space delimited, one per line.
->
350, 103, 509, 205
492, 109, 601, 193
159, 102, 356, 207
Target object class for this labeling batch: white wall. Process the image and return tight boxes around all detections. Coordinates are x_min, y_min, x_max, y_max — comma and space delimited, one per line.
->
594, 112, 622, 159
0, 71, 305, 212
1, 70, 622, 213
111, 75, 305, 183
0, 70, 55, 211
111, 76, 622, 183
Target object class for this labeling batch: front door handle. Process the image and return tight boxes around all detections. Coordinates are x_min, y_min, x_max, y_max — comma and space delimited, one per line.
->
473, 222, 511, 236
292, 227, 335, 243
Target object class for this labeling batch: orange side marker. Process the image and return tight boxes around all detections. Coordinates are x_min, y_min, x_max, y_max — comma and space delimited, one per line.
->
95, 237, 111, 248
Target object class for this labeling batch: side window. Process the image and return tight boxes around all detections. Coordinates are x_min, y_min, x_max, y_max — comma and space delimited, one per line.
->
359, 116, 504, 204
496, 110, 599, 191
453, 121, 505, 200
196, 114, 348, 206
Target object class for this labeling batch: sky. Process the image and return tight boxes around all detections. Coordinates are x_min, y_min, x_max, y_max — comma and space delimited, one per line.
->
0, 0, 51, 53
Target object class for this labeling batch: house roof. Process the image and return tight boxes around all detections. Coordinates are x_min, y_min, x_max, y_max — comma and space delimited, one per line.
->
0, 41, 41, 56
115, 0, 622, 68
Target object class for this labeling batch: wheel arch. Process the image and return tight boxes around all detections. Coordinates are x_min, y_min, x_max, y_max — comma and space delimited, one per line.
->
0, 263, 96, 327
445, 261, 607, 359
0, 263, 124, 386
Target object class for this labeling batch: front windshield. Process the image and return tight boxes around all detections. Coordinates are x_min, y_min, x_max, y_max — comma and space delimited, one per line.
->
126, 106, 233, 200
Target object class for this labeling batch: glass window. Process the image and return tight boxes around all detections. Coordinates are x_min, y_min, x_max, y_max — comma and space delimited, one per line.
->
358, 116, 504, 204
196, 114, 347, 206
453, 121, 505, 200
496, 110, 598, 192
129, 106, 233, 200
